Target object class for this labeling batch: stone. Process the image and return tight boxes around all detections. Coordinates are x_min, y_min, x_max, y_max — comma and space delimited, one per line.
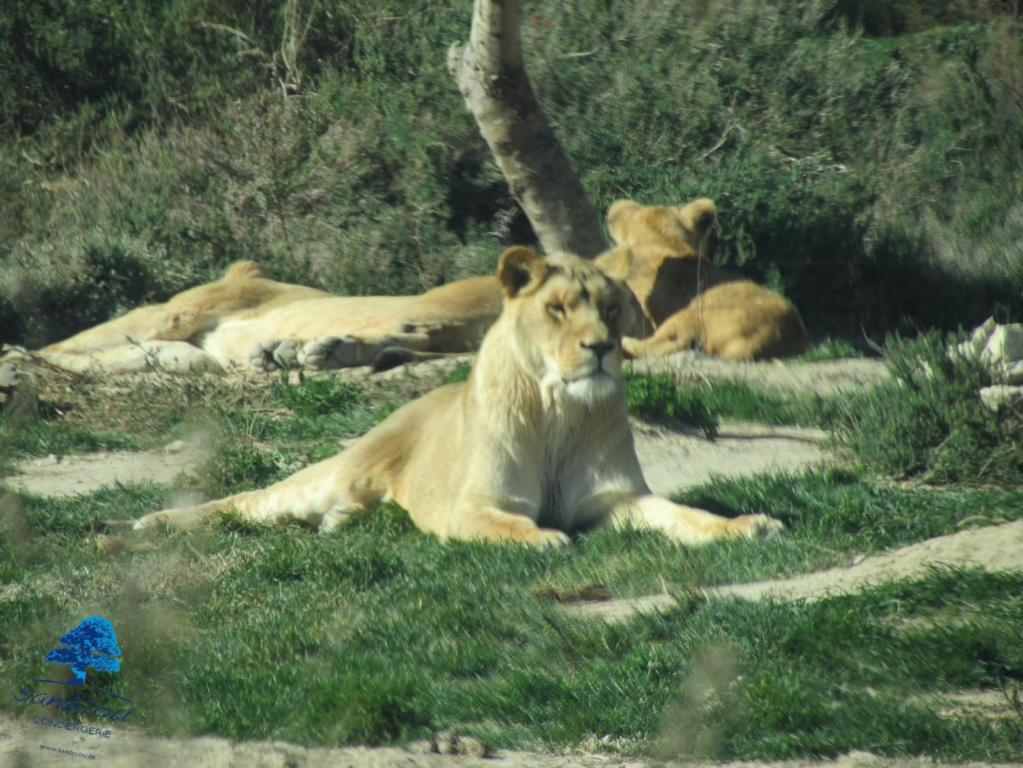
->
979, 385, 1023, 412
981, 324, 1023, 369
955, 316, 997, 358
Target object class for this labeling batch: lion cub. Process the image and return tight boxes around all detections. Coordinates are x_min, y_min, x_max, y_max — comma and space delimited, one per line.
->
597, 199, 809, 361
129, 248, 783, 547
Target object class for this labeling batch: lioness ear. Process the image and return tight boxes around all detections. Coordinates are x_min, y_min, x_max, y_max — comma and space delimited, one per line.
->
223, 260, 269, 280
498, 246, 549, 298
677, 198, 717, 239
607, 199, 640, 244
594, 245, 634, 283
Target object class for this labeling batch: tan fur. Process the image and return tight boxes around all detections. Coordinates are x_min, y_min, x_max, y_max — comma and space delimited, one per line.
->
597, 199, 809, 361
130, 249, 783, 547
29, 261, 503, 373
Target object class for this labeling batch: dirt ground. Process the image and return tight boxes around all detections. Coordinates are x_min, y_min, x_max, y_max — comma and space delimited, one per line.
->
564, 519, 1023, 623
0, 417, 829, 502
1, 440, 211, 498
3, 715, 1020, 768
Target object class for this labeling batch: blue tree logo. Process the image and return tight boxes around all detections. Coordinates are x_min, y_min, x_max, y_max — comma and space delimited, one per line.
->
40, 616, 122, 686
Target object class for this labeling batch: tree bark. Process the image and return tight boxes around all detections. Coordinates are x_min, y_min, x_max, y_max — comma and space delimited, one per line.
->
448, 0, 608, 258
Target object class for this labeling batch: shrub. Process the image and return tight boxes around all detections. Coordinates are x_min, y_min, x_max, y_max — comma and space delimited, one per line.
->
836, 331, 1023, 484
1, 0, 1021, 347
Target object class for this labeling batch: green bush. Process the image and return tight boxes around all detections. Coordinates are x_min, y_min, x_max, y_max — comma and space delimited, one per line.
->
823, 0, 1019, 37
836, 331, 1023, 484
3, 236, 161, 346
1, 0, 1021, 346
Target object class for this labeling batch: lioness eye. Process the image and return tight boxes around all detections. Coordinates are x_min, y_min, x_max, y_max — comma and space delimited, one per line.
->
547, 303, 566, 319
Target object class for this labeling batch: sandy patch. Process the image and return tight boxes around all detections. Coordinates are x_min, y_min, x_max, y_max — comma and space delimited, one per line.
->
632, 419, 829, 497
1, 717, 1018, 768
1, 441, 208, 498
565, 520, 1023, 622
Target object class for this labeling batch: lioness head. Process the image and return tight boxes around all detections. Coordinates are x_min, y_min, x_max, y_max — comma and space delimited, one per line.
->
595, 198, 722, 329
495, 246, 634, 403
606, 198, 717, 258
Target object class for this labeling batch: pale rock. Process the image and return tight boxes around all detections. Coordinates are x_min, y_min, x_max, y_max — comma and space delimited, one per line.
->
979, 385, 1023, 412
980, 323, 1023, 367
955, 319, 1023, 384
1008, 360, 1023, 385
955, 316, 997, 358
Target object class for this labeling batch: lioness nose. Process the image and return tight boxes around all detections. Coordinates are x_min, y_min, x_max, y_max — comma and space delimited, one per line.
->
582, 340, 615, 358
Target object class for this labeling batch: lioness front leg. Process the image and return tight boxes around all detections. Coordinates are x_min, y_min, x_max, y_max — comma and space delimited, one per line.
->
133, 457, 376, 532
132, 493, 254, 531
453, 507, 570, 549
612, 495, 783, 545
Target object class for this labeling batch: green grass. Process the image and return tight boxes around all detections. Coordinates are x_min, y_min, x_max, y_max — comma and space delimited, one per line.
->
624, 372, 718, 437
442, 360, 473, 385
799, 338, 866, 362
2, 350, 1021, 757
624, 371, 841, 429
0, 420, 140, 462
0, 370, 405, 487
2, 472, 1022, 757
186, 375, 401, 494
683, 380, 839, 428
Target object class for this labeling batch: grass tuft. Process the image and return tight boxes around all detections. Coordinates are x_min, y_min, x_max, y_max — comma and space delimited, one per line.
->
625, 372, 718, 437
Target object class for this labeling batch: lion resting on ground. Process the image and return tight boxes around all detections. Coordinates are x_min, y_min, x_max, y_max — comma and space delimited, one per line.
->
596, 199, 809, 361
126, 248, 783, 547
25, 261, 503, 374
12, 197, 805, 374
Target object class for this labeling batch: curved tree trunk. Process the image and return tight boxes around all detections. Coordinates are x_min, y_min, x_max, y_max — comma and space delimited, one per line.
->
448, 0, 608, 258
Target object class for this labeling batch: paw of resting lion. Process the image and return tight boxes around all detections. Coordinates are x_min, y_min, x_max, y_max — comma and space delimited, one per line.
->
249, 339, 301, 372
298, 336, 369, 369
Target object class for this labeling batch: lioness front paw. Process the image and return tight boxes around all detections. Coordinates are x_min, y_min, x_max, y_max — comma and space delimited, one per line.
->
299, 336, 369, 369
95, 518, 138, 534
531, 529, 572, 549
729, 514, 785, 540
249, 339, 300, 372
318, 508, 353, 533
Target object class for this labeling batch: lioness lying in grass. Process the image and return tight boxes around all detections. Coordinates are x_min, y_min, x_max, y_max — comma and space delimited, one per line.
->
125, 248, 783, 547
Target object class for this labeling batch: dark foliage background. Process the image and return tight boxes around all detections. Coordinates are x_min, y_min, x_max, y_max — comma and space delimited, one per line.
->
1, 0, 1021, 346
